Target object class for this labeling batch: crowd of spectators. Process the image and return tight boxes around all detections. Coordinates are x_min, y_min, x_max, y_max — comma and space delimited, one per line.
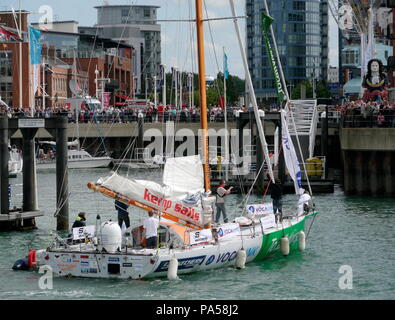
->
3, 99, 394, 128
1, 103, 252, 124
339, 99, 395, 128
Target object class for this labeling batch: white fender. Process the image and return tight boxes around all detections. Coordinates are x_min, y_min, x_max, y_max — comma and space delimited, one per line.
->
235, 249, 246, 269
298, 231, 306, 251
280, 236, 290, 256
167, 256, 179, 280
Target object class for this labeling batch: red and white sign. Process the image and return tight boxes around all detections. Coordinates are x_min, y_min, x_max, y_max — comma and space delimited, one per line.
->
103, 92, 110, 108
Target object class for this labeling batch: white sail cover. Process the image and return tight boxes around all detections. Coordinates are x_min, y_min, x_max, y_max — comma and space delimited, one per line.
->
97, 155, 206, 226
162, 155, 204, 194
281, 109, 303, 195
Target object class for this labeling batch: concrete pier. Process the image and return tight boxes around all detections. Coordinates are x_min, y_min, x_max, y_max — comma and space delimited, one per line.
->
340, 128, 395, 196
0, 117, 70, 231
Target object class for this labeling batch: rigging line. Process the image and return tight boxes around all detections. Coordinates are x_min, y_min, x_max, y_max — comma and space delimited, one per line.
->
86, 1, 105, 80
237, 154, 266, 216
105, 1, 136, 80
203, 0, 223, 99
305, 211, 317, 240
114, 137, 135, 173
229, 135, 247, 198
80, 116, 94, 150
163, 0, 169, 65
91, 115, 111, 157
150, 16, 248, 22
285, 102, 313, 198
112, 132, 135, 171
112, 123, 140, 173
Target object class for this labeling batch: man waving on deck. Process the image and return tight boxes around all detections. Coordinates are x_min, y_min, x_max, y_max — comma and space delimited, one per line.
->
215, 180, 233, 224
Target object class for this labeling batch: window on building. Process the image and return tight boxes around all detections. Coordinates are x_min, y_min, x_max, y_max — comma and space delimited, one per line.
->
144, 8, 150, 17
121, 8, 130, 17
293, 1, 305, 11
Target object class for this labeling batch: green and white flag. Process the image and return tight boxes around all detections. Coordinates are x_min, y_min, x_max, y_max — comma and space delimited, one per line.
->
261, 13, 285, 103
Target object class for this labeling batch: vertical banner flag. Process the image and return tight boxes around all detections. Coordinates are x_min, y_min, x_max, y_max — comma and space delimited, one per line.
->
29, 27, 42, 94
261, 13, 285, 103
224, 52, 229, 80
281, 109, 302, 195
29, 27, 42, 64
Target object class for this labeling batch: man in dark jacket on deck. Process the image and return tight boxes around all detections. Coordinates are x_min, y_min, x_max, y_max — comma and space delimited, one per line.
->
71, 212, 87, 229
115, 199, 130, 229
270, 178, 283, 223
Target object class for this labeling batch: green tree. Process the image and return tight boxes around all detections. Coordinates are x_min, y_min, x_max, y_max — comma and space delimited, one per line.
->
291, 80, 313, 99
316, 81, 331, 98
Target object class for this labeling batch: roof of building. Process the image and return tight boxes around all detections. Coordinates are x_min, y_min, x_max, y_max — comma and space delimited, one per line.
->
37, 29, 133, 49
94, 5, 160, 9
32, 20, 79, 24
344, 78, 362, 94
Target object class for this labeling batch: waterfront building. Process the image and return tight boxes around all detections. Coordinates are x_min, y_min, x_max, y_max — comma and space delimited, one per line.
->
246, 0, 329, 104
79, 4, 161, 96
0, 11, 30, 108
30, 21, 134, 108
327, 66, 339, 83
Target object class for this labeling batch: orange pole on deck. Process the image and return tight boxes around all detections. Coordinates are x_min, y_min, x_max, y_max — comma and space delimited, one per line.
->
87, 183, 202, 230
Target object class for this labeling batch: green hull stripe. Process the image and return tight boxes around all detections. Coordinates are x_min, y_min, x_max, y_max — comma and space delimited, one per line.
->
254, 213, 317, 261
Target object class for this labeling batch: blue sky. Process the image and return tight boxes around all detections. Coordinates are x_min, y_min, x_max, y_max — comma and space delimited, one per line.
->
2, 0, 338, 78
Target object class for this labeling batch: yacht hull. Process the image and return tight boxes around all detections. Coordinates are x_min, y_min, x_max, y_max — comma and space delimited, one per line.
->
34, 214, 315, 279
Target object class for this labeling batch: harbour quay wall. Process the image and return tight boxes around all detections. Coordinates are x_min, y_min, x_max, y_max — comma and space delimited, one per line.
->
9, 121, 340, 161
340, 128, 395, 196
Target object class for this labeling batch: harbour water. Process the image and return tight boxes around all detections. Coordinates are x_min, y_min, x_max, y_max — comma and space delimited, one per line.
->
0, 168, 394, 300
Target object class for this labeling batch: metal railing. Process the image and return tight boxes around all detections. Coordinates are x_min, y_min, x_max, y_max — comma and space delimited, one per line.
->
341, 114, 395, 128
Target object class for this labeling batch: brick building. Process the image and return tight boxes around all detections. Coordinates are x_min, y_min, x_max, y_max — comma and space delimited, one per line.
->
0, 13, 135, 111
0, 11, 30, 108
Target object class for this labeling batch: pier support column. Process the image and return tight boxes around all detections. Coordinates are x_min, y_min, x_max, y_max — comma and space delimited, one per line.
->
0, 117, 9, 215
20, 128, 38, 212
55, 117, 69, 231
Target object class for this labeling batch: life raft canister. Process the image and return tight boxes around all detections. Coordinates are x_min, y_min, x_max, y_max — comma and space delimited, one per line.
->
27, 250, 37, 268
306, 157, 323, 177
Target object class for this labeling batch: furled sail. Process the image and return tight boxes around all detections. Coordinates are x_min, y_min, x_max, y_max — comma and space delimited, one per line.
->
281, 109, 303, 195
92, 156, 209, 228
162, 155, 204, 194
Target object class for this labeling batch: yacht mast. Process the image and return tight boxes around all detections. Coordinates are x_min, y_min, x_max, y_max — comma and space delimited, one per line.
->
229, 0, 275, 183
195, 0, 210, 192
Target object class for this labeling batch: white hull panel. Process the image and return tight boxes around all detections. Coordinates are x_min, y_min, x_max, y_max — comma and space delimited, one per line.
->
40, 234, 262, 279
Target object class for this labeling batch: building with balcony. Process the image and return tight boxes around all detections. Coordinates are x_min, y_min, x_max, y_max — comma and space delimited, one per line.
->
79, 4, 161, 95
0, 10, 30, 109
30, 21, 135, 108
